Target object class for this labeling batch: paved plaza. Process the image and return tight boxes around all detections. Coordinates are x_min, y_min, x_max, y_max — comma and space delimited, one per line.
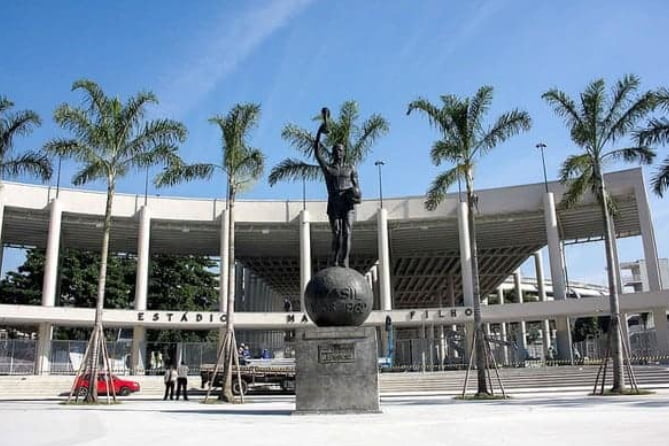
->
1, 392, 668, 446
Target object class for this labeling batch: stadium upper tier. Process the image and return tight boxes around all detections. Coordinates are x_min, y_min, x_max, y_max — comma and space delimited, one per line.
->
0, 168, 651, 308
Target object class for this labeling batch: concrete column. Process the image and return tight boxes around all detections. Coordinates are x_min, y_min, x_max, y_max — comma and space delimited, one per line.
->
457, 202, 473, 307
653, 308, 669, 355
41, 199, 62, 307
438, 325, 446, 370
369, 264, 381, 310
635, 180, 662, 290
132, 206, 151, 374
378, 326, 389, 359
514, 270, 528, 352
299, 209, 311, 313
497, 287, 509, 364
427, 324, 435, 370
534, 251, 552, 359
36, 323, 53, 375
377, 208, 392, 311
447, 274, 455, 307
544, 192, 573, 362
418, 325, 426, 371
36, 199, 62, 375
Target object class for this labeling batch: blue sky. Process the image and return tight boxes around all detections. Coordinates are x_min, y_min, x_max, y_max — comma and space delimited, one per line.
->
2, 0, 669, 285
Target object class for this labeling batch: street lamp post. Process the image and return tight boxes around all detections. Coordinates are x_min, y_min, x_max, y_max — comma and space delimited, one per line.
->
536, 143, 548, 192
374, 160, 385, 208
56, 156, 62, 198
144, 167, 149, 206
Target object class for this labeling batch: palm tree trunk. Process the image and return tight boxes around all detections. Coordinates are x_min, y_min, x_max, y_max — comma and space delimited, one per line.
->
466, 173, 489, 395
596, 170, 625, 393
88, 182, 114, 402
221, 184, 236, 402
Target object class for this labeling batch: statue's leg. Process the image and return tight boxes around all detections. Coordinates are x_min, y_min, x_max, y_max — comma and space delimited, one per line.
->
329, 215, 341, 266
341, 211, 353, 268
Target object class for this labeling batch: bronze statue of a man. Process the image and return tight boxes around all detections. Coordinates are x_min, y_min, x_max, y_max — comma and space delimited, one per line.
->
314, 107, 361, 268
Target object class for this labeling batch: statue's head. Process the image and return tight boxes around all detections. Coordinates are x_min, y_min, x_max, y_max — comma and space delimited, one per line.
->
333, 143, 344, 162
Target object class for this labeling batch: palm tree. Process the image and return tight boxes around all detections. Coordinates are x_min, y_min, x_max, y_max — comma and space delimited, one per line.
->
45, 79, 187, 402
407, 86, 531, 396
0, 96, 51, 181
542, 74, 657, 393
636, 87, 669, 196
157, 103, 265, 402
268, 101, 389, 187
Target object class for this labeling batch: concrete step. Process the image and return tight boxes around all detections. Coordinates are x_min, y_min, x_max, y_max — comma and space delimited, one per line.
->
2, 366, 668, 398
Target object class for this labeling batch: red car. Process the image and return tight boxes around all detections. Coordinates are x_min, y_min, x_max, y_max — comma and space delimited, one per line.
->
75, 373, 140, 397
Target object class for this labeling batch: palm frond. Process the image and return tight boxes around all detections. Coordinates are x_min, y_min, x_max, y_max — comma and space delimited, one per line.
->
43, 138, 95, 163
408, 97, 460, 145
635, 117, 669, 146
349, 113, 389, 165
53, 105, 95, 144
234, 149, 265, 181
407, 98, 443, 127
604, 146, 655, 165
580, 79, 606, 143
268, 159, 320, 185
122, 91, 157, 125
122, 118, 187, 161
605, 90, 656, 143
124, 144, 182, 171
155, 162, 216, 187
478, 109, 532, 154
424, 167, 460, 211
0, 151, 52, 181
560, 170, 592, 209
0, 96, 13, 114
71, 79, 108, 117
336, 101, 359, 150
430, 139, 461, 166
468, 86, 494, 129
559, 154, 592, 182
652, 155, 669, 197
1, 108, 41, 156
542, 89, 584, 136
655, 87, 669, 110
602, 74, 640, 132
281, 124, 315, 157
71, 159, 108, 186
118, 91, 159, 143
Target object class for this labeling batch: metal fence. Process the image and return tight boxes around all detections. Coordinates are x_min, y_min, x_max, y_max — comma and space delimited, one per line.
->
49, 340, 132, 374
0, 329, 664, 375
0, 340, 36, 375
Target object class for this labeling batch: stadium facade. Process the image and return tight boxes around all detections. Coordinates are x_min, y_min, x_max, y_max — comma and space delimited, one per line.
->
0, 167, 667, 374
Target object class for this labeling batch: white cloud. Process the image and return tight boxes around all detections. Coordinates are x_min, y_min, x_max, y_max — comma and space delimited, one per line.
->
157, 0, 315, 117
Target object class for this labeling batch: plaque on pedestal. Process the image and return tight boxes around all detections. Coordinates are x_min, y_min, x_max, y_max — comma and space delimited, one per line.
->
294, 326, 380, 414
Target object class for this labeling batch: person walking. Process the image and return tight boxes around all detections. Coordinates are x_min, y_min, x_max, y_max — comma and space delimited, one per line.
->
176, 360, 189, 400
163, 364, 176, 400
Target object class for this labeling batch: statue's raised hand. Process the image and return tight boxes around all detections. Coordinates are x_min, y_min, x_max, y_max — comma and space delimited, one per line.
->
320, 107, 331, 134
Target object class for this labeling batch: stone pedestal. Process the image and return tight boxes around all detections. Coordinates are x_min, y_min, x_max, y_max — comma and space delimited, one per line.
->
294, 326, 380, 414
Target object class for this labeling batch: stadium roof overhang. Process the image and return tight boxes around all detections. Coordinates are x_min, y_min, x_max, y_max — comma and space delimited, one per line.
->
0, 168, 649, 309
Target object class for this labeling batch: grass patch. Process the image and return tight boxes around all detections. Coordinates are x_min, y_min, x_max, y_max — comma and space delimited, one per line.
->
589, 389, 655, 396
455, 393, 511, 401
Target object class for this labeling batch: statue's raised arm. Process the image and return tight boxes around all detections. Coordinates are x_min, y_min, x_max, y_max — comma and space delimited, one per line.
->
313, 107, 330, 172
